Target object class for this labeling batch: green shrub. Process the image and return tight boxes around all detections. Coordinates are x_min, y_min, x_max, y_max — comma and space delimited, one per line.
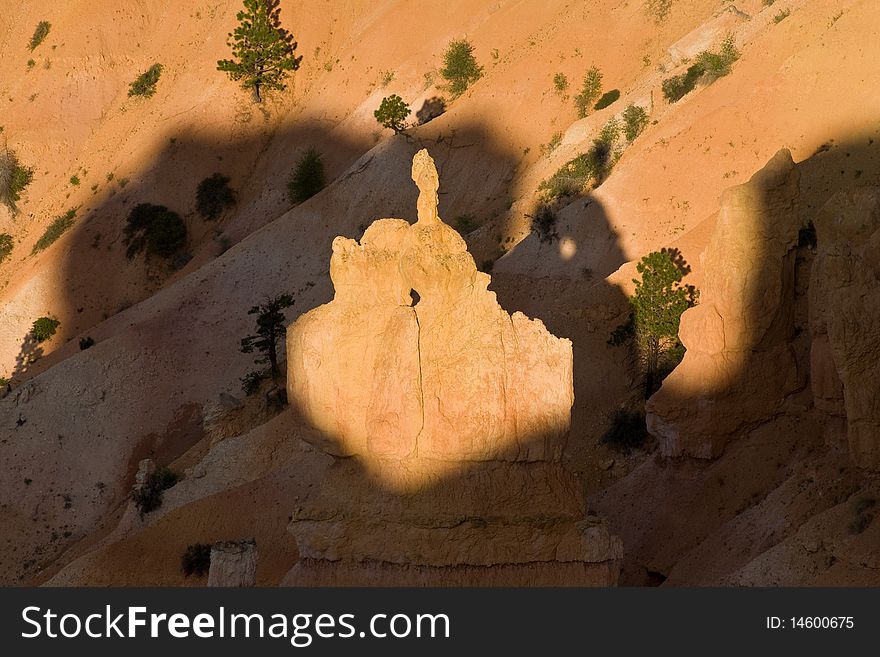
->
594, 89, 620, 110
240, 369, 268, 396
69, 175, 80, 186
32, 209, 76, 254
181, 544, 212, 577
538, 135, 615, 202
196, 173, 236, 221
574, 66, 602, 118
530, 205, 559, 244
762, 0, 776, 5
696, 34, 740, 81
128, 63, 163, 98
132, 467, 178, 516
540, 130, 563, 156
622, 104, 649, 141
31, 316, 60, 342
553, 72, 569, 94
28, 21, 51, 50
27, 59, 36, 70
440, 39, 483, 97
0, 233, 13, 263
774, 9, 790, 23
661, 62, 704, 102
79, 336, 95, 350
0, 149, 34, 212
124, 203, 187, 259
663, 34, 739, 102
374, 94, 411, 133
600, 406, 648, 452
287, 147, 326, 204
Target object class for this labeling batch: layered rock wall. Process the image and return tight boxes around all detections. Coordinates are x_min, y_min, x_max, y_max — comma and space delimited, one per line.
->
811, 189, 880, 469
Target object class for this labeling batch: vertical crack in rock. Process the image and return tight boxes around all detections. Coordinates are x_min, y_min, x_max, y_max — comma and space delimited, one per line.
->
284, 149, 622, 585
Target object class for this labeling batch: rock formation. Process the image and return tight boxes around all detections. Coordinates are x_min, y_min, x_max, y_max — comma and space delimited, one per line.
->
647, 149, 804, 457
810, 189, 880, 470
284, 149, 621, 585
208, 539, 257, 587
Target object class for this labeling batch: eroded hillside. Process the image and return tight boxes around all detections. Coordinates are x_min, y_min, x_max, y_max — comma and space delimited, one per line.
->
1, 0, 878, 585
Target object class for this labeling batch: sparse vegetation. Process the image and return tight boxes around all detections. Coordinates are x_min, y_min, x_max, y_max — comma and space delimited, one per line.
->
574, 66, 603, 118
124, 203, 187, 259
28, 21, 51, 51
379, 70, 395, 87
644, 0, 673, 23
128, 63, 163, 98
696, 34, 740, 82
773, 9, 790, 23
181, 543, 212, 577
241, 293, 295, 388
240, 369, 267, 396
374, 94, 411, 134
530, 205, 559, 243
31, 316, 60, 343
454, 214, 478, 235
661, 62, 705, 103
0, 149, 34, 212
440, 39, 483, 97
196, 173, 236, 221
132, 467, 178, 516
287, 147, 325, 204
600, 406, 648, 452
538, 119, 619, 201
622, 104, 649, 141
0, 233, 13, 263
762, 0, 776, 5
594, 89, 620, 110
217, 0, 302, 102
849, 496, 875, 535
662, 34, 740, 102
32, 209, 76, 254
540, 131, 563, 156
609, 249, 697, 396
27, 59, 36, 70
553, 72, 569, 95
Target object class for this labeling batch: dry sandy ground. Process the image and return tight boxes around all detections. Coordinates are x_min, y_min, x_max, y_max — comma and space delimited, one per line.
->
1, 0, 879, 584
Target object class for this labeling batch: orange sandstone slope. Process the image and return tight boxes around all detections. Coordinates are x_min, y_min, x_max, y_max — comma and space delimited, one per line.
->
0, 0, 878, 585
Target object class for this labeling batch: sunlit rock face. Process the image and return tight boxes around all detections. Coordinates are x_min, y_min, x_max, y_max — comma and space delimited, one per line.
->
811, 188, 880, 470
647, 149, 803, 458
285, 149, 621, 585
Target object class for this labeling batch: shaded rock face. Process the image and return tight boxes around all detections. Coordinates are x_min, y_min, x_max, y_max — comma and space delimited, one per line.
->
285, 149, 621, 585
647, 149, 803, 457
208, 539, 257, 587
811, 189, 880, 470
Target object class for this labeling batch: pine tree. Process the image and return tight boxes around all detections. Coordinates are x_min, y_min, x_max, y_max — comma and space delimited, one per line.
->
374, 95, 411, 133
629, 250, 696, 395
608, 249, 697, 397
240, 294, 295, 386
217, 0, 302, 103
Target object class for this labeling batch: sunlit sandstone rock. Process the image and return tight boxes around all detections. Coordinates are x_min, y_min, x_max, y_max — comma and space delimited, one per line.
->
284, 149, 621, 585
